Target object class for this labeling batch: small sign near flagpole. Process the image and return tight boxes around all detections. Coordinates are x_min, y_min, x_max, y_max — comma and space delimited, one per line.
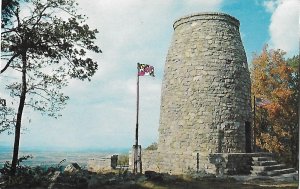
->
133, 63, 155, 174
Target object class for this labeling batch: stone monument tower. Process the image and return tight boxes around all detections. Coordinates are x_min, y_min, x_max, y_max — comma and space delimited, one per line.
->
141, 12, 252, 175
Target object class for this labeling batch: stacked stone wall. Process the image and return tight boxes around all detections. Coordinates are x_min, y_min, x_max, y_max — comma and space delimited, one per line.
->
141, 150, 161, 172
88, 159, 111, 172
141, 150, 200, 174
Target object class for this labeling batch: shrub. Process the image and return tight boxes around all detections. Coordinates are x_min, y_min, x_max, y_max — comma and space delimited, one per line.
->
145, 142, 158, 150
117, 155, 129, 166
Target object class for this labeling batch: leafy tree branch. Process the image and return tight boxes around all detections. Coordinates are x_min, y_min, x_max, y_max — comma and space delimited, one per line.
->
1, 0, 101, 175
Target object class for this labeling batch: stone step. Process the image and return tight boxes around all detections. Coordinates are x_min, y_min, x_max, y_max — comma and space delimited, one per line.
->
250, 155, 297, 178
251, 168, 296, 176
253, 160, 277, 166
252, 157, 272, 162
252, 164, 286, 172
250, 171, 265, 176
273, 172, 299, 181
267, 168, 296, 176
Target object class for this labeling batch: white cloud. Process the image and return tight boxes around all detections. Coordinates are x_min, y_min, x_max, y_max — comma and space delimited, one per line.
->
59, 0, 223, 149
264, 0, 299, 56
1, 0, 223, 150
263, 0, 279, 13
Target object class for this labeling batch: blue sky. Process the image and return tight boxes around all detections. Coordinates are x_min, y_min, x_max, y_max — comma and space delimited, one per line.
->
0, 0, 299, 151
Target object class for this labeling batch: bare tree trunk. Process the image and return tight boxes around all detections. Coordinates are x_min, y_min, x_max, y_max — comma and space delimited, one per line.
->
11, 52, 27, 176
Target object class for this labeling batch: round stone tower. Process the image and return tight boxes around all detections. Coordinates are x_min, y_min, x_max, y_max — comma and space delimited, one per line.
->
156, 12, 251, 173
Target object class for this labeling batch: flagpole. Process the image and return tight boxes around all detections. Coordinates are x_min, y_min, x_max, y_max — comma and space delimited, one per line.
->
134, 63, 140, 174
133, 63, 155, 174
136, 65, 139, 148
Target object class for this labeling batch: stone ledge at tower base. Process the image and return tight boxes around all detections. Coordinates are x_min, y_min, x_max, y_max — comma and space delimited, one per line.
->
140, 150, 275, 176
208, 153, 273, 175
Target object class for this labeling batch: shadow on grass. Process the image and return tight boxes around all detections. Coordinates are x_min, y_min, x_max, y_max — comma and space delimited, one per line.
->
130, 174, 299, 189
134, 180, 298, 189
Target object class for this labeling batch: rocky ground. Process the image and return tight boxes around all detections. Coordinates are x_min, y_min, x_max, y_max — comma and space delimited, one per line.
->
0, 164, 298, 189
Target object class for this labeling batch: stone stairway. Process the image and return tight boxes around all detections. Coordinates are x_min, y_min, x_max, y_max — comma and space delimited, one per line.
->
251, 156, 297, 177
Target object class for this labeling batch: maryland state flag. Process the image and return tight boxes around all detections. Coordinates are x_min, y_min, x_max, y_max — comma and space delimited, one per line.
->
137, 63, 155, 77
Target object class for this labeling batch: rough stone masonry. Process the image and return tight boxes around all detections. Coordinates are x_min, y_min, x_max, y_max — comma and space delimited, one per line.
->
140, 12, 252, 175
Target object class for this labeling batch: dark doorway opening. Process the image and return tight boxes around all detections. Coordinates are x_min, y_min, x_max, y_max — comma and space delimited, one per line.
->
245, 121, 251, 153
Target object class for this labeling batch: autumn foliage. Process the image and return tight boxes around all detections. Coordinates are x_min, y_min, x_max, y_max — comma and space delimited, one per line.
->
251, 46, 299, 167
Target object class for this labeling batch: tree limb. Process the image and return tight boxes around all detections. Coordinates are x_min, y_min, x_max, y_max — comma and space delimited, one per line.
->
27, 90, 50, 101
0, 53, 20, 74
24, 103, 45, 111
1, 27, 17, 34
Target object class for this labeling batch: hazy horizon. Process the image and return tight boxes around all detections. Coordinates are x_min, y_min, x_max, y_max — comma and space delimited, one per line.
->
0, 145, 131, 153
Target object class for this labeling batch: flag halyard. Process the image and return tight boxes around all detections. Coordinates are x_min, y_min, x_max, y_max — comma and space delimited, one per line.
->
137, 63, 155, 77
